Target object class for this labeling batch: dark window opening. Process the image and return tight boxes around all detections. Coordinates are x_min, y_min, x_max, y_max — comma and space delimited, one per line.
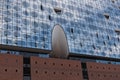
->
40, 5, 44, 11
109, 48, 112, 52
24, 57, 30, 64
62, 72, 64, 75
35, 61, 37, 64
53, 72, 56, 75
70, 28, 74, 33
110, 75, 112, 77
44, 71, 47, 74
104, 14, 110, 19
61, 64, 63, 66
111, 0, 115, 3
54, 8, 62, 15
107, 35, 110, 40
114, 43, 117, 47
80, 43, 83, 47
69, 64, 71, 67
115, 29, 120, 35
36, 70, 38, 74
96, 66, 99, 69
103, 41, 106, 45
76, 65, 79, 67
104, 75, 106, 77
48, 15, 53, 21
118, 38, 120, 42
24, 67, 30, 76
16, 59, 18, 63
16, 69, 18, 72
44, 62, 46, 64
5, 69, 7, 72
98, 74, 100, 77
81, 63, 88, 79
103, 67, 105, 69
90, 66, 92, 68
96, 33, 98, 38
53, 63, 55, 65
93, 45, 96, 49
35, 43, 37, 47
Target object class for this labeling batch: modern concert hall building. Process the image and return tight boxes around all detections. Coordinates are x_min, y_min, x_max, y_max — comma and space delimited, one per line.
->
0, 0, 120, 80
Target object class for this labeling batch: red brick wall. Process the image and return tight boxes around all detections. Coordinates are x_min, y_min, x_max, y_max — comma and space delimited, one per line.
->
0, 53, 120, 80
86, 62, 120, 80
31, 56, 83, 80
0, 54, 23, 80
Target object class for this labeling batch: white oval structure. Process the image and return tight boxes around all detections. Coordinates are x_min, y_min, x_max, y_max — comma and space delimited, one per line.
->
51, 25, 69, 59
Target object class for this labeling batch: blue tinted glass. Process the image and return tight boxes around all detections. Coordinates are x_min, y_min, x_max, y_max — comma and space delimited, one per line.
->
14, 31, 20, 37
4, 24, 12, 29
5, 4, 11, 9
4, 30, 11, 36
31, 11, 38, 17
41, 31, 49, 35
88, 24, 97, 30
97, 13, 104, 19
32, 21, 38, 27
33, 4, 37, 9
4, 11, 11, 15
5, 0, 14, 3
65, 12, 73, 17
23, 10, 29, 16
4, 17, 11, 22
13, 6, 20, 11
40, 23, 50, 29
0, 0, 120, 59
85, 17, 94, 22
22, 1, 29, 8
22, 19, 29, 25
13, 26, 21, 31
14, 13, 20, 17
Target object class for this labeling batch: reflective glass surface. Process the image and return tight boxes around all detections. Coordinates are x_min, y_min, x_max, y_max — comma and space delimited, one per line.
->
0, 0, 120, 58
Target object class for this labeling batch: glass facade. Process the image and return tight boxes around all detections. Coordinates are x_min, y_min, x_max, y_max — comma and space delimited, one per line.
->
0, 0, 120, 58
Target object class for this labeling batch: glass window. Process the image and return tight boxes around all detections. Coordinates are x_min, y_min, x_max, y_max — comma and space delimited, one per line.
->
88, 24, 97, 30
4, 17, 11, 22
23, 10, 29, 16
22, 19, 30, 25
14, 13, 20, 18
31, 11, 38, 17
97, 13, 104, 19
40, 23, 50, 29
40, 5, 44, 11
13, 6, 20, 11
48, 15, 53, 21
22, 1, 30, 8
3, 11, 11, 15
65, 12, 73, 17
84, 17, 94, 22
32, 21, 38, 27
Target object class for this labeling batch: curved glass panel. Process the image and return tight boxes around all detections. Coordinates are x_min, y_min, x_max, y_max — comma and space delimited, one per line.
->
0, 0, 120, 58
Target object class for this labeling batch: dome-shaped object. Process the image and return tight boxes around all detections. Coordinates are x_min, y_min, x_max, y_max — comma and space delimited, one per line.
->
51, 25, 69, 59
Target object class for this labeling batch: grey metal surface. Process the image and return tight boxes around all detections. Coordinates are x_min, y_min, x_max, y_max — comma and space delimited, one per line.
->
51, 25, 69, 58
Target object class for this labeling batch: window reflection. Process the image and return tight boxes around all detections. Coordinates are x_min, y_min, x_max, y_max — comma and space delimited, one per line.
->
22, 1, 29, 8
4, 17, 11, 22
